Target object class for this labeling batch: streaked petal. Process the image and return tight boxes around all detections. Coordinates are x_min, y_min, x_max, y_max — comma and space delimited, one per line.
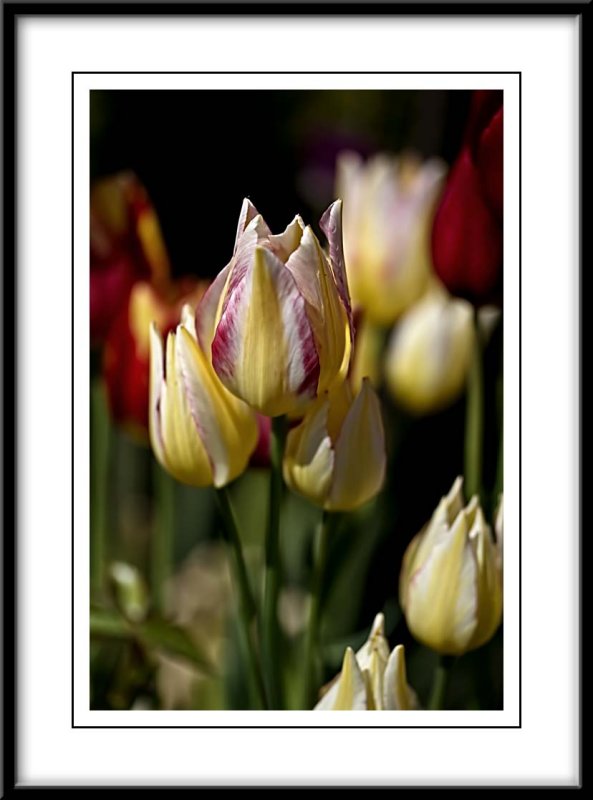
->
196, 263, 232, 351
212, 246, 319, 416
233, 197, 268, 254
328, 379, 386, 511
320, 199, 352, 331
268, 215, 305, 262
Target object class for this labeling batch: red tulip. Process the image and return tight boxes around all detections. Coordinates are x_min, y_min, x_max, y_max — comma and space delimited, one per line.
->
102, 279, 206, 439
432, 92, 503, 304
90, 172, 170, 344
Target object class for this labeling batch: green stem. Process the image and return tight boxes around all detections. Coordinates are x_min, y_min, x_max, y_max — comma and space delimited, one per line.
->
464, 311, 484, 502
90, 379, 111, 601
303, 511, 336, 709
215, 487, 268, 710
429, 655, 455, 710
262, 415, 287, 709
151, 459, 175, 615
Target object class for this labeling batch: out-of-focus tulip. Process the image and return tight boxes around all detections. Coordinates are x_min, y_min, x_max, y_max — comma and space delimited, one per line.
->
348, 313, 384, 393
283, 379, 385, 512
431, 91, 503, 304
103, 280, 206, 439
400, 477, 503, 655
108, 562, 149, 623
314, 613, 418, 710
198, 198, 352, 417
336, 151, 445, 326
384, 284, 474, 414
90, 172, 170, 344
149, 305, 258, 488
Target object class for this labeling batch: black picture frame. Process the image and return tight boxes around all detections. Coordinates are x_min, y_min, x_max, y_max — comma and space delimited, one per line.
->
2, 1, 585, 793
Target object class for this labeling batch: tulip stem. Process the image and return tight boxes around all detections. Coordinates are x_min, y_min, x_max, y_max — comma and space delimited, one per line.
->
429, 655, 455, 710
151, 459, 175, 615
464, 310, 484, 502
90, 379, 111, 601
215, 487, 268, 710
303, 510, 336, 709
262, 415, 288, 709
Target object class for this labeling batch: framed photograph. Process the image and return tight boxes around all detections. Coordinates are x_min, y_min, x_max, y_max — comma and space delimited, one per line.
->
3, 2, 582, 790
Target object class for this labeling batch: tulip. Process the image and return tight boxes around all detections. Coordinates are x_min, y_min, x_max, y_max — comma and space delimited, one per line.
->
103, 279, 206, 438
336, 151, 445, 326
314, 613, 418, 710
90, 172, 170, 344
431, 91, 503, 304
384, 283, 474, 414
198, 198, 352, 417
400, 477, 503, 655
149, 305, 259, 488
283, 378, 386, 512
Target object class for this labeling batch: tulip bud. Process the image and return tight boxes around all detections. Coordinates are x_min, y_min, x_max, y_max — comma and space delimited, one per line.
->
400, 477, 503, 655
431, 92, 503, 304
149, 305, 259, 488
283, 378, 386, 512
90, 172, 170, 344
384, 284, 474, 414
314, 613, 418, 710
337, 151, 445, 326
198, 198, 352, 417
103, 279, 206, 439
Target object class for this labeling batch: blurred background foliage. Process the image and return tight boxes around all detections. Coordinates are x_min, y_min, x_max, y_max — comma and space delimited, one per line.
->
90, 90, 502, 711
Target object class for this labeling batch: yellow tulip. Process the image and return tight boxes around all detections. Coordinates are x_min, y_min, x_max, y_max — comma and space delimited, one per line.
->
283, 378, 385, 512
384, 284, 474, 414
400, 477, 503, 655
314, 613, 418, 710
198, 198, 352, 417
149, 305, 258, 488
337, 151, 445, 325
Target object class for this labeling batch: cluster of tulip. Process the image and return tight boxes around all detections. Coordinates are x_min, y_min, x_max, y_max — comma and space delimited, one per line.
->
90, 90, 504, 711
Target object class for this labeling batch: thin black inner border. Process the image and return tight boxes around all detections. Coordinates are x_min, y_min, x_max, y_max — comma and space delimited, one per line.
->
72, 70, 521, 731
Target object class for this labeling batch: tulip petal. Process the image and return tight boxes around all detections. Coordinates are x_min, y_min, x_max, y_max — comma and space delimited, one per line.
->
268, 215, 305, 262
148, 323, 167, 467
285, 227, 349, 391
383, 645, 418, 710
468, 514, 503, 649
328, 379, 386, 511
314, 647, 367, 710
176, 324, 258, 487
233, 197, 268, 254
283, 399, 334, 507
212, 246, 319, 416
319, 199, 352, 332
196, 263, 232, 352
406, 510, 478, 654
158, 330, 214, 487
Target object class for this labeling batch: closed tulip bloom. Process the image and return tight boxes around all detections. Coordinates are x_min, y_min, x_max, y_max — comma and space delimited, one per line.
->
198, 198, 352, 417
103, 279, 206, 438
283, 379, 385, 512
315, 613, 418, 710
384, 284, 474, 414
400, 477, 503, 656
431, 91, 503, 304
149, 305, 259, 488
337, 151, 445, 326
